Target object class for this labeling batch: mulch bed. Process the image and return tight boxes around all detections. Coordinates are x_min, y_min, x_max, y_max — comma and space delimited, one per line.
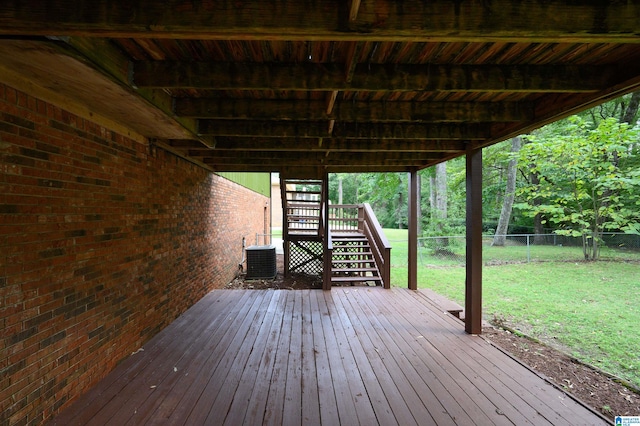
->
482, 326, 640, 420
225, 254, 640, 421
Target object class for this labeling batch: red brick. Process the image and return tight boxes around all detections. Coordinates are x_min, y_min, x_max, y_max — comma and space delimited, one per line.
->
0, 82, 269, 424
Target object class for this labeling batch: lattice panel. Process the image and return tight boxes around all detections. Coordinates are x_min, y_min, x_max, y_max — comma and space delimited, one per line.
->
287, 240, 323, 275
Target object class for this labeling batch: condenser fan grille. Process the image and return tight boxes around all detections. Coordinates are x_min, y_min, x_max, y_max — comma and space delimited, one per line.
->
246, 245, 277, 279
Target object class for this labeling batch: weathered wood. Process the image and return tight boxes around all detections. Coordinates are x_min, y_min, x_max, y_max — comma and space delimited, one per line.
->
197, 120, 492, 140
0, 39, 195, 141
3, 1, 640, 43
408, 169, 418, 290
136, 62, 613, 92
348, 0, 361, 22
486, 74, 640, 149
64, 37, 202, 137
201, 150, 442, 161
465, 147, 483, 335
175, 98, 533, 122
50, 289, 609, 426
201, 153, 444, 168
186, 138, 467, 152
208, 164, 414, 173
344, 41, 364, 83
326, 91, 339, 114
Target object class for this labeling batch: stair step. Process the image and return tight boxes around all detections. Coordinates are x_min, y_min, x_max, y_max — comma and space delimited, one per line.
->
286, 190, 322, 195
332, 267, 378, 273
331, 276, 382, 283
332, 243, 369, 248
333, 251, 373, 259
331, 259, 374, 268
284, 179, 322, 184
286, 199, 321, 204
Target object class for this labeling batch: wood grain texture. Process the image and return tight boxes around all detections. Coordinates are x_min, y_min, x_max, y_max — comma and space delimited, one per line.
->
2, 1, 640, 43
49, 288, 608, 425
136, 62, 613, 92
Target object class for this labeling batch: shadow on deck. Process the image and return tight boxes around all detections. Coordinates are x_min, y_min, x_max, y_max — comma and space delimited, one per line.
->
49, 288, 607, 425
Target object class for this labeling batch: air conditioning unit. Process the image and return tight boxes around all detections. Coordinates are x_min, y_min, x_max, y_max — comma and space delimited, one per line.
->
246, 245, 277, 279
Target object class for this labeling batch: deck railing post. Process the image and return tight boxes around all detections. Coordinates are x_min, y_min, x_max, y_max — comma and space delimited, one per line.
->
465, 147, 483, 334
408, 169, 418, 290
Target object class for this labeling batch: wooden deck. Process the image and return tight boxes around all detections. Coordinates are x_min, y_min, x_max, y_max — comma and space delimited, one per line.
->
49, 288, 607, 425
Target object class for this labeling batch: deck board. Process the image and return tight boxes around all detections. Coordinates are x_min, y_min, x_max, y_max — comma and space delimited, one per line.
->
49, 288, 607, 426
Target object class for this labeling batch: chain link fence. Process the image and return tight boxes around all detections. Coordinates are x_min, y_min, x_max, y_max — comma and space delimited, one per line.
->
389, 232, 640, 267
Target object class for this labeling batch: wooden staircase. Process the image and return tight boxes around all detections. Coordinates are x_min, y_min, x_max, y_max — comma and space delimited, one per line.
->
282, 178, 323, 239
280, 175, 390, 289
330, 233, 382, 286
281, 177, 325, 279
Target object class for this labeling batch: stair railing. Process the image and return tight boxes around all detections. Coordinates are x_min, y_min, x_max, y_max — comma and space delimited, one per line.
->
328, 204, 359, 232
361, 203, 391, 289
329, 203, 391, 289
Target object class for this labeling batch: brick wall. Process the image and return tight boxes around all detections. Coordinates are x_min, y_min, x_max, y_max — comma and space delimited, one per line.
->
0, 83, 269, 425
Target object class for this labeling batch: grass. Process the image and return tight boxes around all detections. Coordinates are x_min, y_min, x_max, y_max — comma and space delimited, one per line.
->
384, 228, 640, 389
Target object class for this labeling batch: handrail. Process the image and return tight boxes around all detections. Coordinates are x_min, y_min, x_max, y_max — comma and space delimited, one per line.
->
328, 204, 359, 232
328, 203, 391, 288
361, 203, 392, 289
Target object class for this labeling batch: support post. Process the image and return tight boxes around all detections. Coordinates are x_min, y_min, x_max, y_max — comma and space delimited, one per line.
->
322, 172, 332, 290
408, 169, 418, 290
465, 147, 483, 334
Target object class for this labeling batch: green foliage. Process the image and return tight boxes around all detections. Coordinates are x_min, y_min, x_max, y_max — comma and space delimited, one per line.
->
329, 172, 408, 228
385, 230, 640, 388
421, 262, 640, 389
516, 117, 640, 259
326, 96, 640, 245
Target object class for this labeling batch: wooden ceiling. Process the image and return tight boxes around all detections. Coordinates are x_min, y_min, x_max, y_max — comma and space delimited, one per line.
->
2, 1, 640, 175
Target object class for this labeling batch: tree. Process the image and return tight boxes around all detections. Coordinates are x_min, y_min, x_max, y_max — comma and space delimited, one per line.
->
493, 136, 523, 246
516, 117, 640, 260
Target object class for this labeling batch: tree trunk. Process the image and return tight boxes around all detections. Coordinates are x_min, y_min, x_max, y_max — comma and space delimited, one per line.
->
621, 91, 640, 125
434, 162, 448, 247
338, 176, 343, 204
397, 191, 403, 229
429, 175, 436, 216
530, 171, 546, 244
493, 136, 523, 246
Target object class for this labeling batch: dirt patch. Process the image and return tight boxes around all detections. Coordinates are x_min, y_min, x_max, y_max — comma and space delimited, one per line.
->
483, 326, 640, 420
226, 254, 640, 421
225, 254, 322, 290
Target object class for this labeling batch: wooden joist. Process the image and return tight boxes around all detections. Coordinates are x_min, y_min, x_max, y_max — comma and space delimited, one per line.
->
175, 99, 534, 122
136, 62, 613, 93
186, 139, 467, 153
197, 120, 492, 140
3, 1, 640, 43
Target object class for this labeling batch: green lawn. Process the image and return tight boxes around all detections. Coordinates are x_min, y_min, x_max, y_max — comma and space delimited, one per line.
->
385, 228, 640, 389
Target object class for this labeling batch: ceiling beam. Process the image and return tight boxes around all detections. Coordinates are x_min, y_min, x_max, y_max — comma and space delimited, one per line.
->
184, 138, 468, 152
209, 164, 416, 173
175, 99, 533, 122
62, 37, 202, 139
197, 120, 492, 140
2, 1, 640, 43
134, 62, 615, 93
199, 150, 442, 161
202, 156, 440, 167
